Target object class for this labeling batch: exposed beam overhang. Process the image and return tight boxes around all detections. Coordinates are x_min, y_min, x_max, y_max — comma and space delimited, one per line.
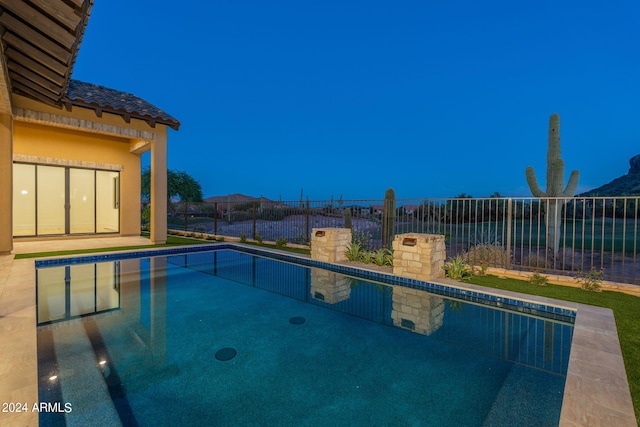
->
0, 0, 93, 106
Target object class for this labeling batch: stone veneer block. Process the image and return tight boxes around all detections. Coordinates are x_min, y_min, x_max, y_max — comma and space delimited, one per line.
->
310, 228, 352, 263
392, 233, 446, 281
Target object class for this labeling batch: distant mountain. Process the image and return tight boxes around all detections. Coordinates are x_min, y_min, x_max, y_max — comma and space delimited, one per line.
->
579, 154, 640, 197
204, 194, 273, 203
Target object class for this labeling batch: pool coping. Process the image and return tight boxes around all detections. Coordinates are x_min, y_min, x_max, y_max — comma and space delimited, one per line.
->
1, 243, 636, 426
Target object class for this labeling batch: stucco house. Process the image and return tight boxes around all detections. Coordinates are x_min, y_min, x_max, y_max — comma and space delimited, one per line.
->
0, 0, 179, 255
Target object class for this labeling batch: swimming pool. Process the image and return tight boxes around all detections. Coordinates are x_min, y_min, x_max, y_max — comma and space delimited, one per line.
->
35, 245, 574, 426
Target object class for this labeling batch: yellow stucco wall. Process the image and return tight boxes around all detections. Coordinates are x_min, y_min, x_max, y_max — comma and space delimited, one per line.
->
7, 95, 170, 241
13, 121, 141, 236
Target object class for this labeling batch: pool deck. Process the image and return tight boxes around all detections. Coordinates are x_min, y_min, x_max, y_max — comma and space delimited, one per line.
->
0, 237, 636, 426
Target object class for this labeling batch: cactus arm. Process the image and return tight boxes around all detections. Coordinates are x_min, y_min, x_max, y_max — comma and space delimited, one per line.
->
525, 166, 547, 197
562, 170, 580, 197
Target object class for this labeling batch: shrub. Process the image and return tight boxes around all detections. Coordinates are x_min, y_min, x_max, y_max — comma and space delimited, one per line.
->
239, 233, 247, 243
372, 248, 393, 266
463, 244, 509, 268
575, 268, 604, 292
473, 228, 500, 245
443, 256, 473, 280
345, 243, 363, 261
254, 232, 263, 244
262, 208, 285, 221
360, 251, 373, 264
275, 236, 287, 249
529, 271, 549, 286
521, 252, 552, 269
352, 230, 373, 251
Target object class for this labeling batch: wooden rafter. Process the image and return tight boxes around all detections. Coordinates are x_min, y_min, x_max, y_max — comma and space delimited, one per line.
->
0, 13, 72, 63
0, 0, 76, 48
7, 48, 66, 83
29, 0, 81, 31
2, 32, 68, 76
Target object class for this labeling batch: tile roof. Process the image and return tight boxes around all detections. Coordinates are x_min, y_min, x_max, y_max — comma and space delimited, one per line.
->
66, 80, 180, 130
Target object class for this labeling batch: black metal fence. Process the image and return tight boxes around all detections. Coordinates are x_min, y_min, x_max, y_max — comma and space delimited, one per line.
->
162, 196, 639, 284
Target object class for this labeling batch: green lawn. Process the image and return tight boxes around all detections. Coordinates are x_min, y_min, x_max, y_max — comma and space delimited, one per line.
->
14, 234, 213, 259
468, 274, 640, 424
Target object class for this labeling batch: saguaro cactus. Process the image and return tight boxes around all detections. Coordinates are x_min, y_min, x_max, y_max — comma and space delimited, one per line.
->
382, 188, 396, 250
344, 207, 352, 229
525, 113, 580, 261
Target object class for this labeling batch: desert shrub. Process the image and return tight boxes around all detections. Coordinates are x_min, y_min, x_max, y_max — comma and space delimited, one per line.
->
262, 208, 285, 221
231, 211, 251, 222
351, 230, 374, 251
239, 233, 247, 243
372, 248, 393, 266
529, 271, 549, 286
254, 232, 263, 244
521, 252, 552, 269
275, 236, 288, 248
443, 256, 473, 280
345, 243, 363, 261
575, 268, 604, 292
360, 251, 373, 264
463, 243, 509, 268
473, 228, 500, 245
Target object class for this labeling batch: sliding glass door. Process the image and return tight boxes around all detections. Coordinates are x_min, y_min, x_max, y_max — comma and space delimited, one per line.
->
12, 163, 120, 237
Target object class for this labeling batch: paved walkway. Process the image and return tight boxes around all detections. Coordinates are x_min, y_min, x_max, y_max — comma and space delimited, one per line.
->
0, 237, 152, 426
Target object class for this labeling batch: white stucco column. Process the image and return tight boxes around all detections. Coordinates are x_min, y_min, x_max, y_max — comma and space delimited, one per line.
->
150, 130, 167, 244
0, 113, 12, 255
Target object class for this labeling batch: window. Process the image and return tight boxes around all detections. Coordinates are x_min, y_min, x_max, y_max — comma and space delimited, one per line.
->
12, 163, 120, 236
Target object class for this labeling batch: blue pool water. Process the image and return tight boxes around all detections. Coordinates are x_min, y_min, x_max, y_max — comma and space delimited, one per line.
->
36, 247, 574, 426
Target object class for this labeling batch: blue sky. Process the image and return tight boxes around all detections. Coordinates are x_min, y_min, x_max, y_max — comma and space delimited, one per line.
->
72, 0, 640, 201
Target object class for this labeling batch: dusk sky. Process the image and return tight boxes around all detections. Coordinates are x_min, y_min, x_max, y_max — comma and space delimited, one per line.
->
72, 0, 640, 201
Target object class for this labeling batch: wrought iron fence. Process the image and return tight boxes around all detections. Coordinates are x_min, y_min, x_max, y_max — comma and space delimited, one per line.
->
164, 196, 639, 284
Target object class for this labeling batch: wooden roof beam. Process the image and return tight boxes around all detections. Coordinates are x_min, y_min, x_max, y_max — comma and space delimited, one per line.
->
2, 32, 68, 76
29, 0, 82, 31
0, 0, 76, 48
0, 14, 72, 63
10, 72, 59, 98
7, 48, 66, 83
11, 80, 59, 105
8, 65, 62, 95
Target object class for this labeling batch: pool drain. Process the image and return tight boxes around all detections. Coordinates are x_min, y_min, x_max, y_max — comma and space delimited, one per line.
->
289, 316, 306, 325
215, 347, 237, 361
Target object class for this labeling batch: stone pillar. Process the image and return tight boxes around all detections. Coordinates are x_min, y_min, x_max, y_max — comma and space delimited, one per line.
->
391, 285, 444, 336
310, 268, 351, 304
310, 228, 351, 263
150, 130, 167, 244
392, 233, 446, 281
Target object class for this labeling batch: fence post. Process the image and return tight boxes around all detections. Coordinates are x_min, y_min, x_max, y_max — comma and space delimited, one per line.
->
214, 202, 218, 235
183, 200, 188, 231
305, 199, 310, 243
252, 202, 257, 239
506, 198, 513, 269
